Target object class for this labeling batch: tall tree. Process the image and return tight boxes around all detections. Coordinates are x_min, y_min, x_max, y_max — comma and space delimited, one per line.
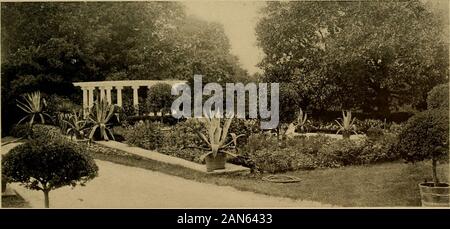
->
256, 1, 448, 114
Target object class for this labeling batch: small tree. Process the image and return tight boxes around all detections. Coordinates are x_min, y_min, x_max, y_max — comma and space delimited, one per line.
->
397, 109, 449, 186
2, 139, 98, 208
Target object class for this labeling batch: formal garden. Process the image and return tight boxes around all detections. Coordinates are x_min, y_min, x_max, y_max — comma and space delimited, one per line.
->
1, 1, 449, 208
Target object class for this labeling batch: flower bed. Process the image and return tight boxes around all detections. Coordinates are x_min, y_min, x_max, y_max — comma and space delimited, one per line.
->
117, 118, 402, 174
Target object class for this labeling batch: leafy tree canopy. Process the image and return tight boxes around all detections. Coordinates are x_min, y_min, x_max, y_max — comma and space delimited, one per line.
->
256, 0, 448, 114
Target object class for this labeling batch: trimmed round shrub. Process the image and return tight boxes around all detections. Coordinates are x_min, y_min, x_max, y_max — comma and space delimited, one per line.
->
397, 109, 448, 162
123, 121, 163, 150
397, 109, 448, 185
399, 110, 449, 162
2, 139, 98, 208
427, 83, 449, 110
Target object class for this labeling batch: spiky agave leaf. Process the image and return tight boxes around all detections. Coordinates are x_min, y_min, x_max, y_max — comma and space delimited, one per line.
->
16, 91, 51, 126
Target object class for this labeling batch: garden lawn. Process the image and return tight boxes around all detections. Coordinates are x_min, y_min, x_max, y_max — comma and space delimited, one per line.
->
90, 144, 448, 207
2, 194, 31, 208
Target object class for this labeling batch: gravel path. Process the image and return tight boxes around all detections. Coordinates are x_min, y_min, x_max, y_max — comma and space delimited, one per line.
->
8, 159, 333, 208
2, 139, 332, 208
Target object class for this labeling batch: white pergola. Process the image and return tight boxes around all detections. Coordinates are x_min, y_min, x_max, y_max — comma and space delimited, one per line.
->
73, 80, 187, 116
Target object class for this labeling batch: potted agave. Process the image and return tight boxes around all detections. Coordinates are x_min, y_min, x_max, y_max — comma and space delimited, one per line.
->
196, 112, 243, 172
335, 110, 358, 139
397, 109, 449, 207
285, 108, 308, 136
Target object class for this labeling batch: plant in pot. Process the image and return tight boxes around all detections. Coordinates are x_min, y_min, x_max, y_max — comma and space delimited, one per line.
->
285, 108, 309, 136
397, 109, 449, 207
335, 110, 358, 139
195, 112, 243, 172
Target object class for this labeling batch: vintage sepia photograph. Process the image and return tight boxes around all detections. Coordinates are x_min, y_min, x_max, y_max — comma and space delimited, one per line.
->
1, 0, 449, 211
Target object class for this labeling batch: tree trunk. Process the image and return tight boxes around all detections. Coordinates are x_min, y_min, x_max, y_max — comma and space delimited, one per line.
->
432, 158, 440, 187
43, 190, 50, 208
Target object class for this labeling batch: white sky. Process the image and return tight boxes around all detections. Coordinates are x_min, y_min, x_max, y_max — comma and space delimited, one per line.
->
183, 1, 265, 75
183, 0, 449, 75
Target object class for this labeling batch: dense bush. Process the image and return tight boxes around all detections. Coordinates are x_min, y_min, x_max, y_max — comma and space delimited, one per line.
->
161, 119, 205, 149
427, 83, 449, 110
31, 124, 66, 141
46, 94, 81, 116
123, 121, 164, 150
397, 109, 448, 163
146, 83, 174, 115
228, 118, 260, 146
9, 124, 32, 138
158, 147, 205, 164
366, 126, 384, 139
238, 133, 400, 173
2, 138, 98, 208
355, 119, 387, 133
396, 109, 448, 185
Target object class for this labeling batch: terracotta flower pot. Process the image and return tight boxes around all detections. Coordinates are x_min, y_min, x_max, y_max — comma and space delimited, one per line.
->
205, 153, 226, 172
419, 182, 449, 207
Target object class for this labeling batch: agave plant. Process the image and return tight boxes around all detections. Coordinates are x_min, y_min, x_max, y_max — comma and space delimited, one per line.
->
64, 110, 87, 140
56, 112, 73, 134
16, 91, 51, 126
335, 110, 358, 139
296, 108, 309, 133
285, 108, 309, 136
86, 100, 116, 141
196, 111, 244, 161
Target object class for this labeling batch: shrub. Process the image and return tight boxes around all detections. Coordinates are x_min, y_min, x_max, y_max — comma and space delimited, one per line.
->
319, 139, 365, 167
31, 124, 66, 142
359, 133, 400, 164
366, 126, 384, 139
162, 119, 205, 149
124, 121, 163, 150
355, 119, 386, 133
158, 147, 205, 164
397, 109, 449, 185
146, 83, 174, 116
2, 139, 98, 208
239, 133, 400, 173
228, 119, 260, 146
10, 124, 32, 138
46, 94, 81, 116
427, 83, 449, 110
249, 148, 295, 173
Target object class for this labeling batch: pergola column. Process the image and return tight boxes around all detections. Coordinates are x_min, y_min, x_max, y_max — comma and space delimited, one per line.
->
105, 86, 112, 104
87, 87, 95, 116
132, 85, 139, 115
99, 87, 106, 102
82, 88, 88, 117
115, 86, 123, 107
